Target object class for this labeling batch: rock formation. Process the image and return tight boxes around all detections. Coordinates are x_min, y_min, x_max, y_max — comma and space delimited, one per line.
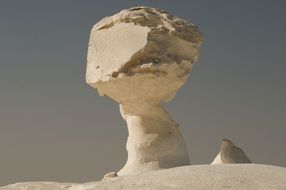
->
86, 6, 203, 175
1, 6, 286, 190
212, 138, 252, 164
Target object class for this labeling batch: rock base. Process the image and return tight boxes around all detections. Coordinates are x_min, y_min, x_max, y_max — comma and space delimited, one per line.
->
1, 164, 286, 190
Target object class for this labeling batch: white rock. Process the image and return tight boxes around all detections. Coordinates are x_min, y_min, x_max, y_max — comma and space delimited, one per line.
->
1, 164, 286, 190
102, 171, 118, 181
86, 6, 203, 85
86, 6, 203, 176
0, 182, 74, 190
212, 139, 252, 164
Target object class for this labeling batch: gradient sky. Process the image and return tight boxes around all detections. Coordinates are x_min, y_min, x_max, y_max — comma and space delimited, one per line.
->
0, 0, 285, 186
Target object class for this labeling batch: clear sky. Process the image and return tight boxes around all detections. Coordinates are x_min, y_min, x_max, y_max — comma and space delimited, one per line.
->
0, 0, 285, 186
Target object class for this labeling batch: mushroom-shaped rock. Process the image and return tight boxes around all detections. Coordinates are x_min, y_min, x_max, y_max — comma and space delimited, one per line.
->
211, 139, 252, 164
86, 6, 203, 176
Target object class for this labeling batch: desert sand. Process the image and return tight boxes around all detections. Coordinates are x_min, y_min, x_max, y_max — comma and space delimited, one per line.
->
1, 164, 286, 190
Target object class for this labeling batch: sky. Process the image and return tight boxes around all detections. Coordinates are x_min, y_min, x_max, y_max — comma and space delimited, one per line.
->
0, 0, 285, 186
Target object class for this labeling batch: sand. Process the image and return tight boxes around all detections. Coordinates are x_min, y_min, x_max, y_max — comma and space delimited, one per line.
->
1, 164, 286, 190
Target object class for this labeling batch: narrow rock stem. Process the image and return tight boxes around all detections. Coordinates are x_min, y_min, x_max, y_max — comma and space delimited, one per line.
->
118, 103, 190, 175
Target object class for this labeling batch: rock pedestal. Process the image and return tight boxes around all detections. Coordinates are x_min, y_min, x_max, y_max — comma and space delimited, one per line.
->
86, 6, 203, 175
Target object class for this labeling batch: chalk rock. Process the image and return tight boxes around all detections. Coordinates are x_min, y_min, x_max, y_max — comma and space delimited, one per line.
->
86, 6, 203, 176
102, 171, 118, 181
212, 139, 252, 164
86, 6, 203, 89
1, 164, 286, 190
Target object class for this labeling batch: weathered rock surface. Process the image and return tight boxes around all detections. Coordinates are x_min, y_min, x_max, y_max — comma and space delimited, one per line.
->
86, 6, 203, 86
1, 164, 286, 190
86, 6, 203, 176
212, 139, 252, 164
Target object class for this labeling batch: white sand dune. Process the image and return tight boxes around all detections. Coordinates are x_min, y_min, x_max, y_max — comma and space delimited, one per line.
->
1, 164, 286, 190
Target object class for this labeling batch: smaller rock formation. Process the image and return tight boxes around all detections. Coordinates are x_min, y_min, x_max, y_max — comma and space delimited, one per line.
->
212, 138, 252, 164
102, 172, 118, 181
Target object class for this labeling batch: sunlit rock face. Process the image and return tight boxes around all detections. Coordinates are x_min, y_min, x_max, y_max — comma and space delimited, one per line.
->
86, 6, 203, 176
86, 6, 203, 82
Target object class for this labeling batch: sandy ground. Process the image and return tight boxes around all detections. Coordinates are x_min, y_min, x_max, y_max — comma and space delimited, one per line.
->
1, 164, 286, 190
